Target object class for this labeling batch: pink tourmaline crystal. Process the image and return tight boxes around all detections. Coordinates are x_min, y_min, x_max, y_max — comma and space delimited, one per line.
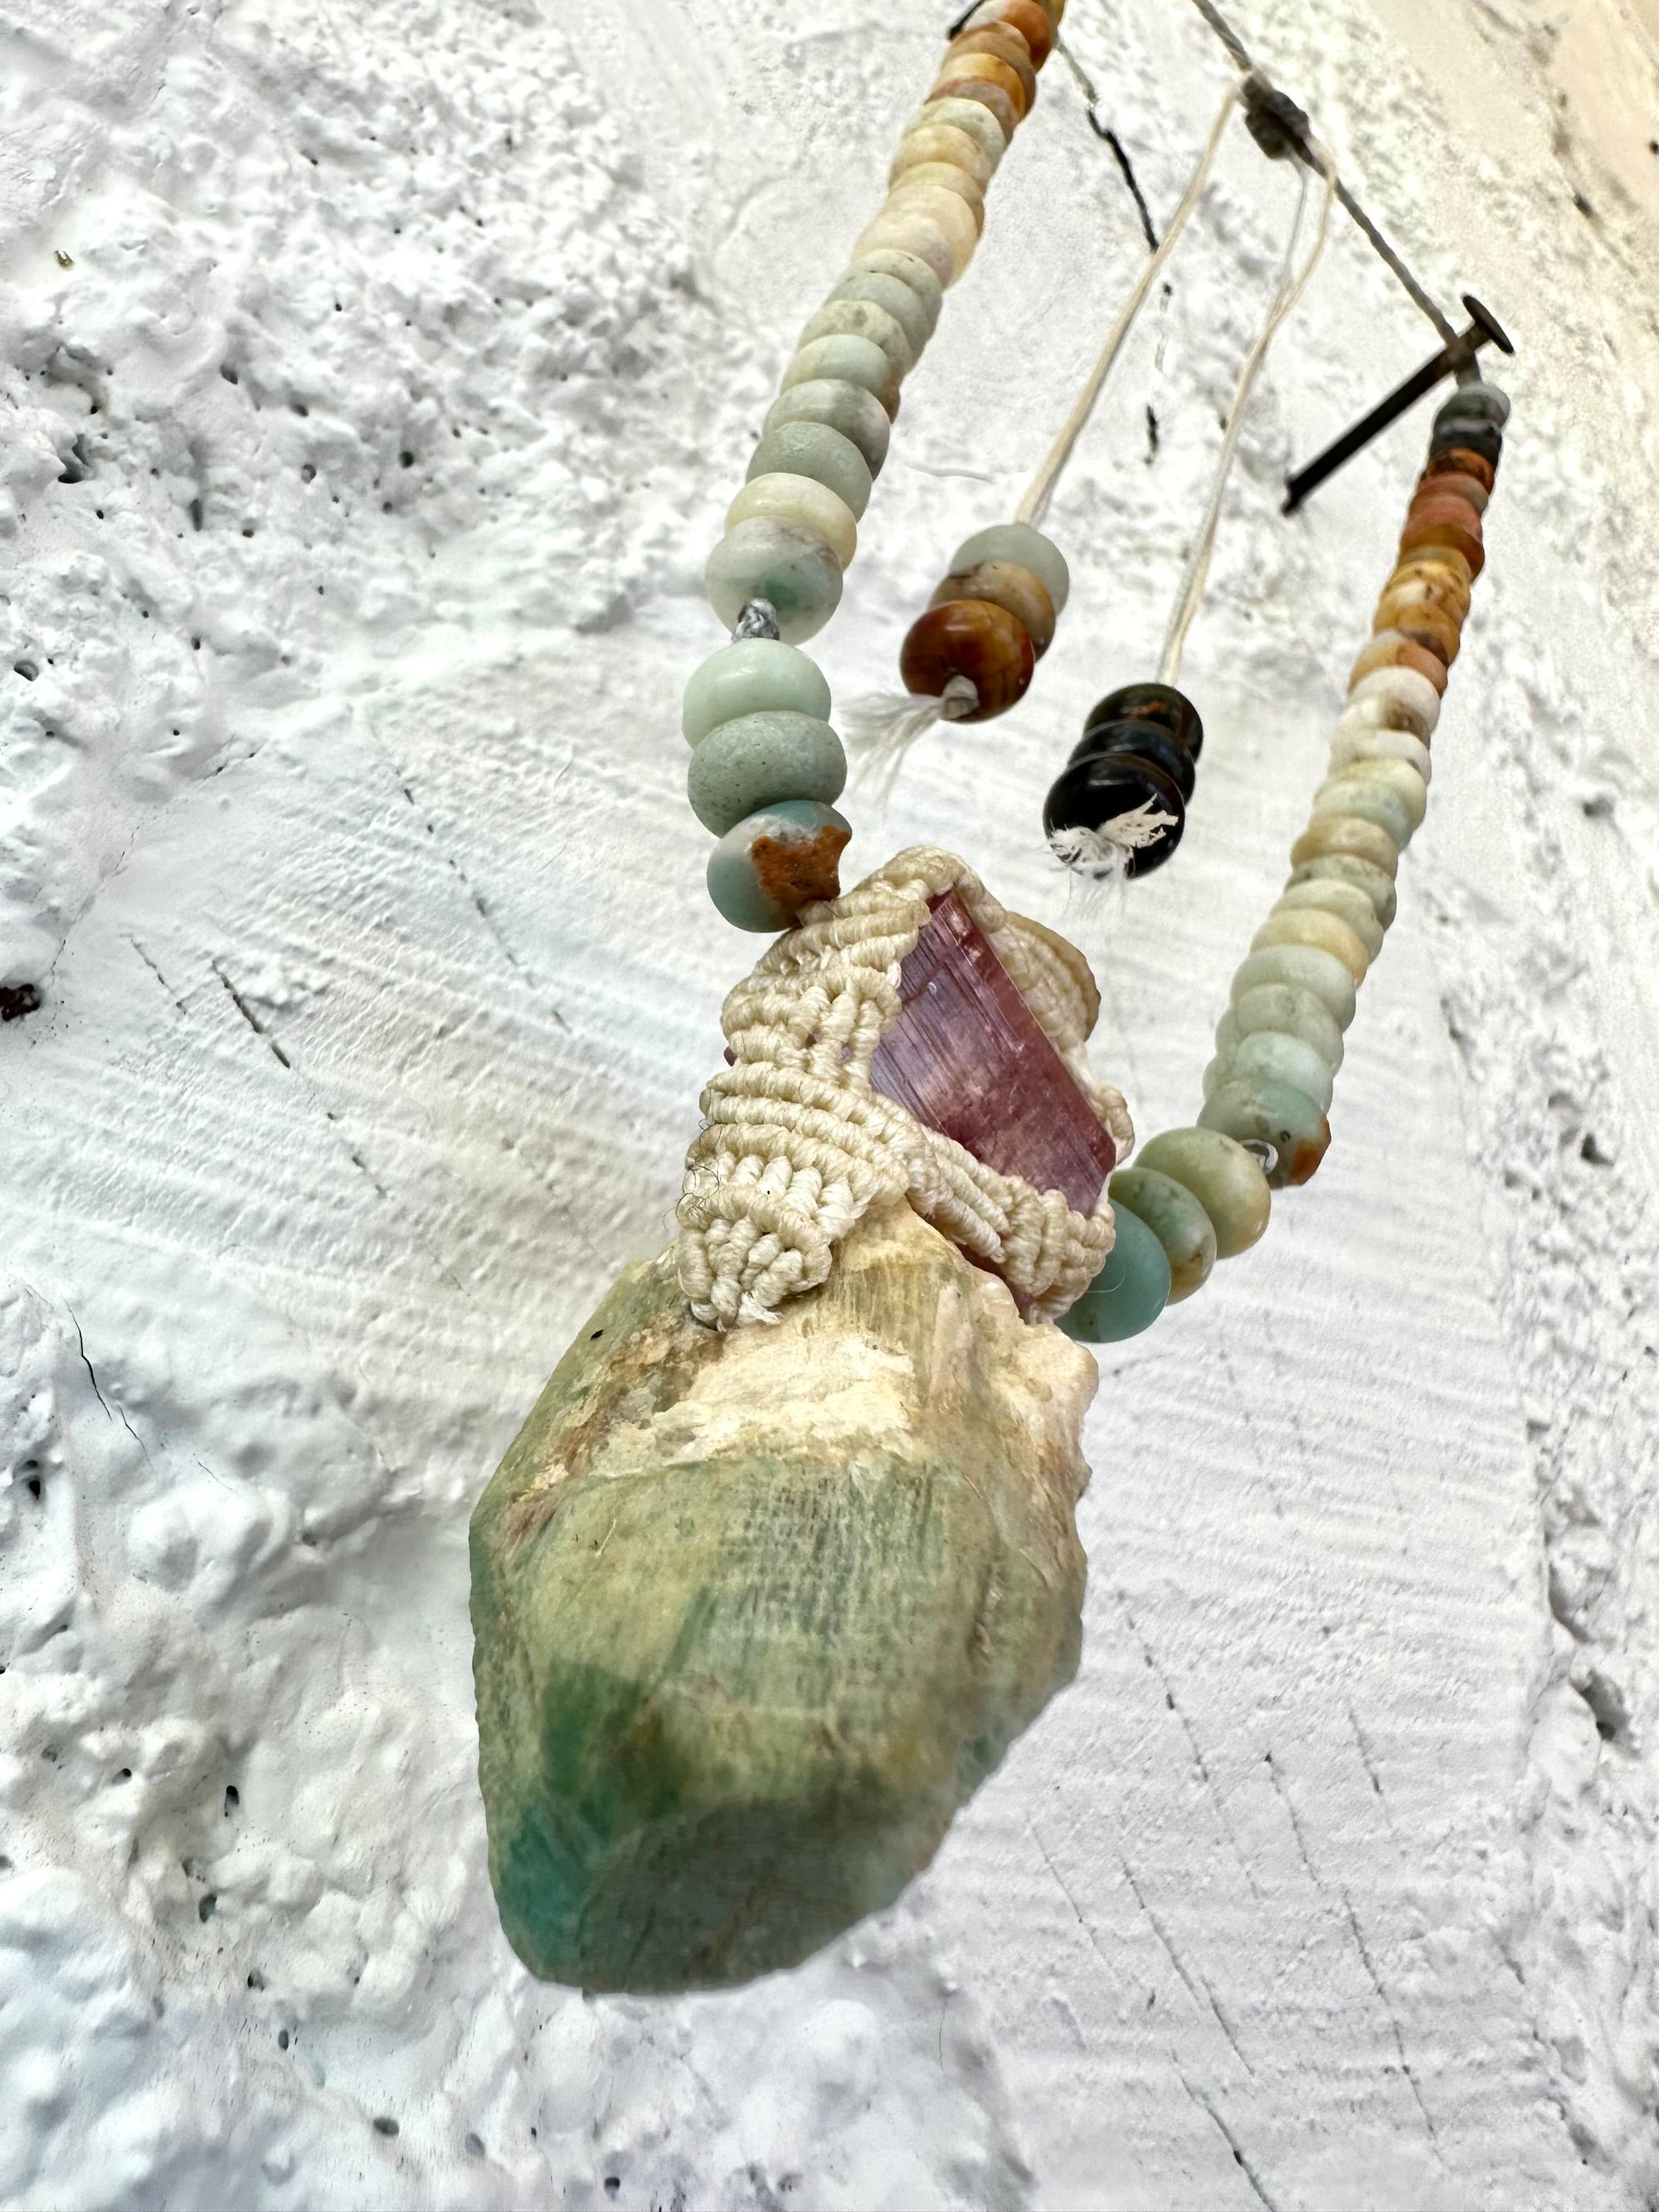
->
869, 891, 1114, 1211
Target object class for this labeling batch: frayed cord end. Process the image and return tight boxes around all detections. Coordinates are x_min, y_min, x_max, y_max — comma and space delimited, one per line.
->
844, 673, 979, 803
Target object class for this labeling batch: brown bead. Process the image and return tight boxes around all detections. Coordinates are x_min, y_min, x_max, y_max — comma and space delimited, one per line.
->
931, 76, 1021, 139
966, 0, 1054, 66
943, 28, 1038, 113
1349, 632, 1449, 695
1414, 468, 1488, 516
932, 52, 1029, 121
1384, 600, 1462, 667
1390, 542, 1474, 600
931, 560, 1056, 656
1424, 446, 1496, 495
1375, 570, 1469, 630
1399, 502, 1484, 578
900, 599, 1034, 720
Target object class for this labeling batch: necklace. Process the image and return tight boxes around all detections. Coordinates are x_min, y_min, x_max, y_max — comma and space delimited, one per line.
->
469, 2, 1510, 1996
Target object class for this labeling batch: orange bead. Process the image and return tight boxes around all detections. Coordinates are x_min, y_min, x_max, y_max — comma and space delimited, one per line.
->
1399, 501, 1483, 578
932, 52, 1029, 121
966, 0, 1054, 66
1414, 467, 1488, 516
901, 599, 1034, 720
1384, 600, 1462, 667
931, 75, 1020, 139
943, 27, 1038, 113
1423, 446, 1496, 494
931, 560, 1057, 655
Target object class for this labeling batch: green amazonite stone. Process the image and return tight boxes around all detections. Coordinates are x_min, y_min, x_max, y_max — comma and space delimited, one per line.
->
469, 1202, 1096, 1993
706, 799, 851, 931
825, 267, 935, 358
686, 711, 846, 835
1135, 1127, 1272, 1259
745, 422, 873, 521
1059, 1205, 1170, 1343
1199, 1077, 1331, 1189
682, 639, 832, 746
1107, 1167, 1216, 1303
1230, 946, 1357, 1032
1220, 982, 1345, 1072
765, 380, 893, 476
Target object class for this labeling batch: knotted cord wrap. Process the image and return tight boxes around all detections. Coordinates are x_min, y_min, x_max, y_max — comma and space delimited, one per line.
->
676, 846, 1132, 1330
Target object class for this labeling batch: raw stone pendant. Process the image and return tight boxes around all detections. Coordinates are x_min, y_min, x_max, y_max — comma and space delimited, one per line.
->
470, 1198, 1097, 1994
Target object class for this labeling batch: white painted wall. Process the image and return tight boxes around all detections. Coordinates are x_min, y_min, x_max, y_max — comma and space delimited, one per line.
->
2, 0, 1657, 2204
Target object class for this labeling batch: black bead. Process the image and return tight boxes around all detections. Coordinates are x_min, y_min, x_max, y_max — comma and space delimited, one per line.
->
1043, 754, 1186, 878
1067, 719, 1196, 801
1428, 421, 1502, 468
1081, 682, 1204, 761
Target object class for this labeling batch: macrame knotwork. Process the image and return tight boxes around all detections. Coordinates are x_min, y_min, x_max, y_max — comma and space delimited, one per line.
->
675, 844, 1131, 1330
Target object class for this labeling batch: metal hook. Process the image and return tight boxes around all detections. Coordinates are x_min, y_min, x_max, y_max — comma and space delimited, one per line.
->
1282, 294, 1515, 513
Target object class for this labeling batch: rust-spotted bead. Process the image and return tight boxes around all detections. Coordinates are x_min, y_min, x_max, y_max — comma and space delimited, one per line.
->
942, 28, 1038, 112
930, 560, 1056, 655
1384, 599, 1462, 667
900, 599, 1034, 720
1348, 632, 1449, 696
966, 0, 1055, 66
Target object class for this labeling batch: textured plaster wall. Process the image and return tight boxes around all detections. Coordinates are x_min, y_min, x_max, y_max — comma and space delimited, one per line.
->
2, 0, 1658, 2205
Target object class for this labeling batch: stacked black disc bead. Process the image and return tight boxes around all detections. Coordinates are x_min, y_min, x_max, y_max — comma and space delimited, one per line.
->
1041, 683, 1204, 876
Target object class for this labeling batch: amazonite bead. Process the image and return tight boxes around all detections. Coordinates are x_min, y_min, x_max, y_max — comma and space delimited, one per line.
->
727, 474, 859, 569
1107, 1167, 1217, 1302
1252, 907, 1370, 984
766, 381, 891, 476
682, 639, 832, 746
1228, 1028, 1335, 1113
687, 712, 846, 836
1310, 776, 1416, 852
834, 248, 944, 332
1201, 1054, 1231, 1101
948, 523, 1070, 613
1289, 815, 1399, 878
1346, 666, 1441, 740
1231, 946, 1357, 1030
886, 175, 983, 256
1199, 1078, 1331, 1189
746, 423, 872, 521
704, 520, 843, 643
1225, 983, 1345, 1072
1135, 1129, 1271, 1260
1272, 878, 1384, 961
781, 335, 898, 417
853, 207, 957, 290
707, 800, 851, 932
1058, 1207, 1170, 1344
1329, 719, 1432, 784
904, 98, 1009, 168
825, 267, 935, 358
1283, 854, 1397, 930
1318, 756, 1428, 834
799, 298, 916, 381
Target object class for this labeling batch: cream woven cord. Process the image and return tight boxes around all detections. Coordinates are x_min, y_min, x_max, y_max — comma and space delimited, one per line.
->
675, 848, 1132, 1330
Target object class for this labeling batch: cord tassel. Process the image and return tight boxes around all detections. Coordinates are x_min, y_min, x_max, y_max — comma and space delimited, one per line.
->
846, 673, 979, 800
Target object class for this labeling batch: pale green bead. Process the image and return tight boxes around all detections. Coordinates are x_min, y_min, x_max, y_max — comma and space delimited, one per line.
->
834, 249, 944, 331
1318, 756, 1428, 834
1329, 718, 1432, 785
727, 473, 858, 568
1134, 1129, 1272, 1260
1228, 1028, 1335, 1113
707, 800, 851, 932
799, 298, 914, 381
1231, 946, 1356, 1031
1283, 854, 1397, 930
1310, 775, 1416, 850
1228, 984, 1345, 1072
1271, 880, 1384, 961
1201, 1053, 1230, 1101
765, 380, 891, 475
1107, 1167, 1217, 1303
704, 520, 843, 644
827, 267, 936, 357
1252, 907, 1370, 983
746, 423, 872, 521
1198, 1079, 1331, 1189
682, 639, 832, 747
1058, 1208, 1170, 1344
686, 712, 846, 835
948, 523, 1070, 614
904, 98, 1008, 168
781, 334, 898, 413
